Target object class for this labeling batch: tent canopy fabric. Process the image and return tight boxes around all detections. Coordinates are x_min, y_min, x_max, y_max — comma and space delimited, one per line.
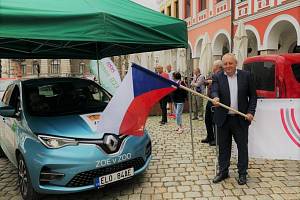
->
0, 0, 188, 59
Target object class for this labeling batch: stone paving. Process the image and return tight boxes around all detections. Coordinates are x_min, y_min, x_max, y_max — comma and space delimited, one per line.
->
0, 114, 299, 200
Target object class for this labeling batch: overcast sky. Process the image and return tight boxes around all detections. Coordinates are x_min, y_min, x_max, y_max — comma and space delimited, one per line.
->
132, 0, 159, 11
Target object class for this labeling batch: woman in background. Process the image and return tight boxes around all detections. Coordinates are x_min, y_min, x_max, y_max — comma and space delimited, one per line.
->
171, 72, 187, 133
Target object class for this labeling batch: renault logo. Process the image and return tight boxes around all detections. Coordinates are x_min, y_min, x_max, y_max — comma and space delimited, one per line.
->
103, 135, 119, 152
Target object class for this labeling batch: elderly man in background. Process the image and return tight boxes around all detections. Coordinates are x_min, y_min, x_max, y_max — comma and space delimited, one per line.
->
191, 68, 205, 120
156, 65, 170, 125
211, 53, 257, 185
202, 60, 223, 145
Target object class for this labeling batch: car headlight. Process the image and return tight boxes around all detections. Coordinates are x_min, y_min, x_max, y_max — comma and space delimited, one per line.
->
38, 135, 78, 149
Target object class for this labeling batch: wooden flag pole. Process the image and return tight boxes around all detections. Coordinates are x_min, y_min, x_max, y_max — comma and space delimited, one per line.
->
179, 85, 249, 119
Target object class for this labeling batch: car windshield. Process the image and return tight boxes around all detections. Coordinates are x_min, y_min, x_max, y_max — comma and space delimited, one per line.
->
23, 79, 111, 116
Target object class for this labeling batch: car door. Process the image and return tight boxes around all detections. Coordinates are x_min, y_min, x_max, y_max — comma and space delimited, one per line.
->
0, 84, 21, 163
0, 84, 15, 159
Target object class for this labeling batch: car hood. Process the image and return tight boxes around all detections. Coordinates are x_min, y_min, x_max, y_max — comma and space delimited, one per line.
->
26, 113, 109, 139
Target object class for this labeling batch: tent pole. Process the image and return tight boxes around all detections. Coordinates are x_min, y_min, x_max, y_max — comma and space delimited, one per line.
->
186, 48, 195, 163
96, 59, 101, 85
96, 43, 101, 84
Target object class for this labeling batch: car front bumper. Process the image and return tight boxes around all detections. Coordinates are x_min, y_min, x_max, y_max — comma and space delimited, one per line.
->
22, 133, 151, 194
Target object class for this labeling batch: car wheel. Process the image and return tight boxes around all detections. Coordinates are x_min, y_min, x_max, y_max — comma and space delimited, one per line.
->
0, 145, 6, 158
17, 154, 41, 200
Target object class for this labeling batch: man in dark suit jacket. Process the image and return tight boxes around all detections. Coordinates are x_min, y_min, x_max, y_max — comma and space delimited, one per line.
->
211, 53, 257, 185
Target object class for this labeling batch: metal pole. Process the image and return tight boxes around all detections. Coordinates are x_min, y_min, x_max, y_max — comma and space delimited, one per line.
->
8, 59, 11, 78
95, 43, 101, 84
96, 59, 101, 85
186, 50, 195, 163
212, 107, 219, 176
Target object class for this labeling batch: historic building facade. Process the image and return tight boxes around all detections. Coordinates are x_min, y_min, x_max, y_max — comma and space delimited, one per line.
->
0, 59, 90, 78
2, 1, 299, 79
159, 0, 300, 74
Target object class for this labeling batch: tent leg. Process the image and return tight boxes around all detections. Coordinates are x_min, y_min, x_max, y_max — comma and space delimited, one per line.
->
96, 59, 101, 85
186, 50, 195, 163
96, 43, 101, 84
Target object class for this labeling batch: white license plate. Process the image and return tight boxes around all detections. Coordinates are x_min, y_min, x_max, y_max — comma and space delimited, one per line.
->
95, 167, 134, 187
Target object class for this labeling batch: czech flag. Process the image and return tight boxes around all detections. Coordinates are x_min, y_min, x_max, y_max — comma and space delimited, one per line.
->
97, 63, 178, 136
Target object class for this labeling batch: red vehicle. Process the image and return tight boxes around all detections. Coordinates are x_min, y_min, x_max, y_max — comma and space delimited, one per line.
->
243, 53, 300, 98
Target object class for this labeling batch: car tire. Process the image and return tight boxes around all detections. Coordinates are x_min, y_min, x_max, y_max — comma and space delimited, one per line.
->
0, 145, 6, 158
17, 154, 41, 200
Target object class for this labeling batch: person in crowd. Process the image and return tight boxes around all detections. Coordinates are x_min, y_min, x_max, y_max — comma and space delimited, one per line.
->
191, 68, 205, 120
166, 64, 175, 81
201, 60, 223, 146
211, 53, 257, 185
156, 65, 170, 125
171, 72, 187, 133
166, 64, 175, 118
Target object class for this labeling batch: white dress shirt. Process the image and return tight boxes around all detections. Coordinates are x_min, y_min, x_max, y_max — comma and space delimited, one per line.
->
225, 71, 238, 114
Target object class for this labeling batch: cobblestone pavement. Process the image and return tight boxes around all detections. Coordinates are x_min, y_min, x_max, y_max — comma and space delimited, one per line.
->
0, 114, 299, 200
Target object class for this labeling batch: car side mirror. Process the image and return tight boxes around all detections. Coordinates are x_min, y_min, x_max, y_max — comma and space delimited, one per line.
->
0, 105, 16, 117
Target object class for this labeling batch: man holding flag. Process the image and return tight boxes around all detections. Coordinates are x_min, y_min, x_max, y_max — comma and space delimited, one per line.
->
211, 53, 257, 185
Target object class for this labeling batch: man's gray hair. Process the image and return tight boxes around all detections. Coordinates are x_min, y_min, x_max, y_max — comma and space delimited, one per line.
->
222, 53, 237, 64
213, 60, 223, 69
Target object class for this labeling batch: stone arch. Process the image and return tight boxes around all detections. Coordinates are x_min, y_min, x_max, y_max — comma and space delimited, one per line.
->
194, 35, 205, 58
212, 29, 231, 59
263, 14, 300, 51
245, 25, 261, 56
245, 25, 261, 50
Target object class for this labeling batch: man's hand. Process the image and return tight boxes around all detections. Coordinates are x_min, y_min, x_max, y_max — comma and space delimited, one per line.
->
212, 97, 220, 107
245, 113, 254, 121
206, 80, 212, 84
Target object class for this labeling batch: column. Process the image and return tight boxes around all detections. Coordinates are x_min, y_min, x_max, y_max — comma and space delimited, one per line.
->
171, 0, 175, 17
253, 0, 258, 13
193, 0, 197, 18
209, 0, 213, 17
179, 0, 184, 19
60, 59, 71, 76
248, 0, 252, 15
40, 59, 48, 76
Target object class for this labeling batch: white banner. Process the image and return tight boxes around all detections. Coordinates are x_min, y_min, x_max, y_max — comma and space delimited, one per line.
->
248, 99, 300, 160
90, 58, 121, 95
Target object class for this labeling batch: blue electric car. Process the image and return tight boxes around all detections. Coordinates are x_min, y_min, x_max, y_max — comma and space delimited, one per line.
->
0, 77, 152, 200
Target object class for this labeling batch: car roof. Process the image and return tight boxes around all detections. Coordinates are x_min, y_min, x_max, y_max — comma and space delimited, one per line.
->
21, 77, 95, 85
244, 53, 300, 63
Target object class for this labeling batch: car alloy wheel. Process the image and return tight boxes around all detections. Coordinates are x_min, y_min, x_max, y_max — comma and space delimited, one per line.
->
18, 158, 28, 198
0, 146, 5, 158
17, 154, 41, 200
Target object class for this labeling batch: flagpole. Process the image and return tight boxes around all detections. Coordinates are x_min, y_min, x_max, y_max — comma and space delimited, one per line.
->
179, 85, 249, 119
